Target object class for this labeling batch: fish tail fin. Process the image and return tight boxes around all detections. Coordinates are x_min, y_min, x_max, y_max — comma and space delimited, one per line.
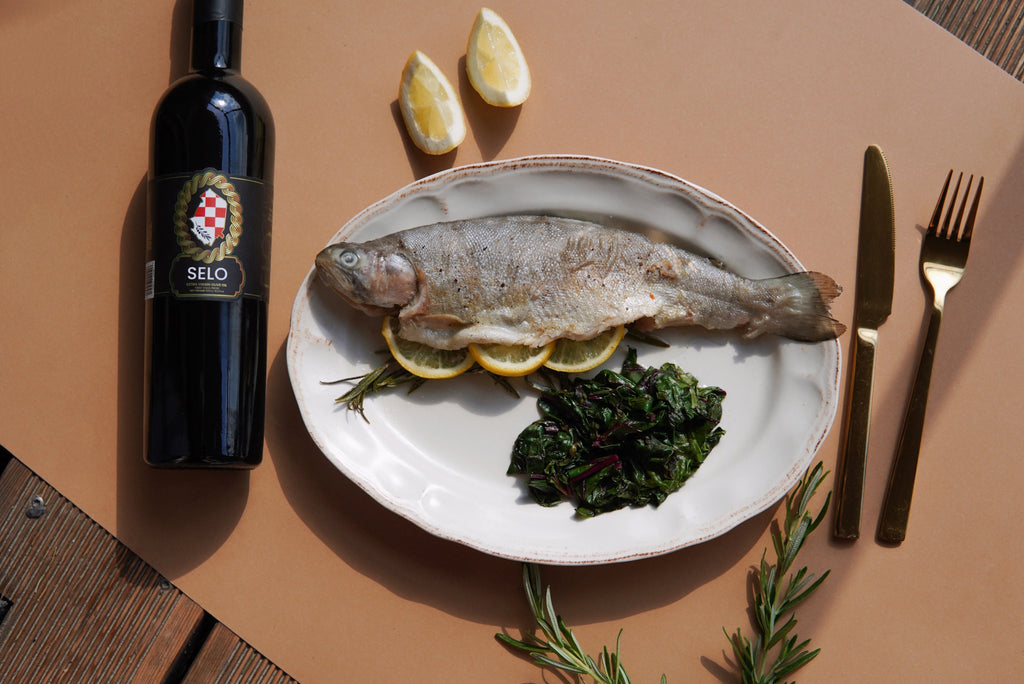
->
754, 272, 846, 342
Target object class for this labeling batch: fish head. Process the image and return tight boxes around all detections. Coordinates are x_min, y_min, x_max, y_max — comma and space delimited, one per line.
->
315, 242, 417, 316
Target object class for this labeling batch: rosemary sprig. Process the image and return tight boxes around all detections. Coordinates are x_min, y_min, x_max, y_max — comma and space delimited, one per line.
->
496, 564, 663, 684
322, 357, 424, 421
724, 461, 832, 684
324, 357, 522, 421
497, 462, 832, 684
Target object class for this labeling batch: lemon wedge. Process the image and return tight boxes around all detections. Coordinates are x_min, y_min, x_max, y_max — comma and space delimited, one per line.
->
465, 8, 531, 107
544, 325, 627, 374
382, 317, 476, 379
468, 341, 554, 377
398, 50, 467, 155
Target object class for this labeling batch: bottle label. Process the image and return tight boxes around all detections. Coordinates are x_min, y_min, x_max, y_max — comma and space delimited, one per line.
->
148, 170, 271, 301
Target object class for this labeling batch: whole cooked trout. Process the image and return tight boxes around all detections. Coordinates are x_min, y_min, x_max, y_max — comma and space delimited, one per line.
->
315, 215, 845, 350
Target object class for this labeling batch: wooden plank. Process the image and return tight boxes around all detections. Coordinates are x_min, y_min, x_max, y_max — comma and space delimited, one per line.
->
0, 455, 296, 682
184, 623, 297, 684
0, 457, 202, 681
908, 0, 1024, 79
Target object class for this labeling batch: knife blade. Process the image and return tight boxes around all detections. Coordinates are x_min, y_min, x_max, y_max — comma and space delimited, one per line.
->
833, 144, 895, 540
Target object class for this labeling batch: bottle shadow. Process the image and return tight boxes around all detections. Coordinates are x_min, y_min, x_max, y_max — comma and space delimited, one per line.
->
116, 175, 249, 582
113, 0, 249, 583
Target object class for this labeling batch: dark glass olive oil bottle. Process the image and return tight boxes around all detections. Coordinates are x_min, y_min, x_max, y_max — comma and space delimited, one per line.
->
145, 0, 274, 468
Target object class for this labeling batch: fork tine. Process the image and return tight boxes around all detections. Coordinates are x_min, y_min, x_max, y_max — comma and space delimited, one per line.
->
928, 170, 953, 237
940, 172, 963, 239
950, 175, 974, 241
961, 176, 984, 242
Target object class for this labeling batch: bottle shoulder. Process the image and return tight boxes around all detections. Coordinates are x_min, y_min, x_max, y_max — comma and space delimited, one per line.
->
150, 71, 275, 178
153, 72, 274, 125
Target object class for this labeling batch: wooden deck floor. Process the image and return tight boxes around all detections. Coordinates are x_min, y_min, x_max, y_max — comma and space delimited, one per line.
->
912, 0, 1024, 79
0, 448, 297, 683
2, 2, 1022, 681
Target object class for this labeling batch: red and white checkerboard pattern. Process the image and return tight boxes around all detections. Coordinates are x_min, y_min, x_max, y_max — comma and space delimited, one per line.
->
192, 189, 228, 241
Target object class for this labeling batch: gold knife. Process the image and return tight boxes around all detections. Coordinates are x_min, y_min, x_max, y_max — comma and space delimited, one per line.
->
833, 145, 895, 540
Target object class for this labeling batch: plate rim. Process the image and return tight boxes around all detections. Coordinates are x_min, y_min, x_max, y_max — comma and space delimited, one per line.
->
286, 154, 841, 565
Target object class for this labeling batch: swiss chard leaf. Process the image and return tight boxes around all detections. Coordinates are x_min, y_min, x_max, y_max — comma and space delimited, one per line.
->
509, 348, 726, 517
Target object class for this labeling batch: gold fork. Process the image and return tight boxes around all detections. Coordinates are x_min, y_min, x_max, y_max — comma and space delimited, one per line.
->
878, 171, 983, 543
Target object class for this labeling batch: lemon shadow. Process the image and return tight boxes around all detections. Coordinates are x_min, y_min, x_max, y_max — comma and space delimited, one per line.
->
457, 56, 522, 161
389, 99, 460, 180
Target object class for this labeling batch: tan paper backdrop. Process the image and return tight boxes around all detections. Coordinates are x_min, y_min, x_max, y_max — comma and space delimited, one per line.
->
2, 0, 1023, 681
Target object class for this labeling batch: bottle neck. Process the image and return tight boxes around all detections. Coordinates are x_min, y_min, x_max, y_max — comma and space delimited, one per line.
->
191, 20, 242, 73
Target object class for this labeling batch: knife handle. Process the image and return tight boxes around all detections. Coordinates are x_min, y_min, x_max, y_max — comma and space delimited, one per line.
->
833, 327, 879, 540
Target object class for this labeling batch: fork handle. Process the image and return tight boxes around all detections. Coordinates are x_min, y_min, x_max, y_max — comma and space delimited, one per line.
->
833, 326, 881, 540
878, 302, 944, 543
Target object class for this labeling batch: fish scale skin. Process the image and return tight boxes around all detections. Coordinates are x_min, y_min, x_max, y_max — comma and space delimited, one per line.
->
316, 215, 844, 349
382, 216, 683, 348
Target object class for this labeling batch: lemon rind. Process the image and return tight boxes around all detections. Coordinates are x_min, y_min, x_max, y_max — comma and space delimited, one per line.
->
382, 317, 475, 379
398, 50, 467, 155
466, 8, 531, 108
468, 342, 554, 377
543, 325, 627, 373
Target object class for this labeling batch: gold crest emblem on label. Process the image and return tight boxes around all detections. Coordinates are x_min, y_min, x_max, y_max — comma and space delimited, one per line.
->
173, 171, 243, 264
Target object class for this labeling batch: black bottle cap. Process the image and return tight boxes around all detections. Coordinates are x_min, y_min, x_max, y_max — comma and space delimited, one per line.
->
193, 0, 243, 25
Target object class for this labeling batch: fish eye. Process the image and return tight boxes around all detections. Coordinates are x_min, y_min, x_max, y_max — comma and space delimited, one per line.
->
339, 250, 360, 269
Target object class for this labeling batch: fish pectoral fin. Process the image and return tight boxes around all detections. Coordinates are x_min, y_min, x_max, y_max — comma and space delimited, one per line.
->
741, 313, 770, 339
410, 313, 467, 329
646, 257, 680, 279
630, 317, 654, 331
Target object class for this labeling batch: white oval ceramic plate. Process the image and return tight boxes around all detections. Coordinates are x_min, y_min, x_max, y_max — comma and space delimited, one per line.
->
286, 155, 841, 565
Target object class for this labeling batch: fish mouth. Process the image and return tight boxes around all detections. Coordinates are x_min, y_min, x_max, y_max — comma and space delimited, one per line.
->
315, 246, 394, 317
314, 247, 350, 293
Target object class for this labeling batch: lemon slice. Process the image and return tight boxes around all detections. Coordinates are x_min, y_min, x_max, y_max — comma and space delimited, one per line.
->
465, 8, 531, 107
468, 341, 554, 377
398, 50, 467, 155
544, 325, 627, 373
382, 317, 475, 379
